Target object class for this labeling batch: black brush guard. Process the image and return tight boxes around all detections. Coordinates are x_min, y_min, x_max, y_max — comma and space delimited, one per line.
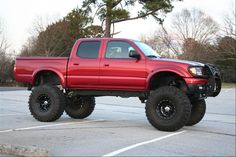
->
205, 64, 222, 97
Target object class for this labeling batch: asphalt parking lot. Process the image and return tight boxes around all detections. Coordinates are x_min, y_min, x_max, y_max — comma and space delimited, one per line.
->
0, 87, 235, 156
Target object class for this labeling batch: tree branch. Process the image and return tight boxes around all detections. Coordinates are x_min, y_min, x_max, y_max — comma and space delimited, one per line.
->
160, 24, 180, 55
112, 0, 123, 8
91, 4, 105, 24
112, 9, 160, 23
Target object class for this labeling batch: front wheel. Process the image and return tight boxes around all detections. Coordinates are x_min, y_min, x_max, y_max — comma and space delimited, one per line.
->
186, 99, 206, 126
65, 96, 95, 119
145, 86, 191, 131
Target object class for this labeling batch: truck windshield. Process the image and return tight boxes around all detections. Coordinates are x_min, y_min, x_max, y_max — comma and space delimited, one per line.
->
134, 41, 161, 58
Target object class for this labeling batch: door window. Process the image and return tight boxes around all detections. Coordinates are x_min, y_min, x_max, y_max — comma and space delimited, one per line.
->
77, 41, 101, 59
105, 41, 135, 59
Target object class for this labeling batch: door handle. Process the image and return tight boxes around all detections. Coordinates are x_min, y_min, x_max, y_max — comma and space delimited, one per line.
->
73, 63, 79, 66
104, 64, 109, 67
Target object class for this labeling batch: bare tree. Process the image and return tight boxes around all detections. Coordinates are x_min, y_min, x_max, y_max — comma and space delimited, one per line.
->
142, 9, 219, 60
21, 8, 102, 57
20, 36, 37, 56
170, 9, 219, 61
140, 28, 178, 58
171, 9, 219, 44
223, 11, 236, 38
214, 11, 236, 58
0, 19, 13, 83
24, 15, 69, 57
31, 16, 47, 35
30, 15, 60, 36
0, 20, 8, 55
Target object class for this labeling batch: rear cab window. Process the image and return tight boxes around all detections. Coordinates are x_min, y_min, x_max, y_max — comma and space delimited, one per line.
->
77, 41, 101, 59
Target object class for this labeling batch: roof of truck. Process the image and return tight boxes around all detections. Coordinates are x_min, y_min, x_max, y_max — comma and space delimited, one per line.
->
77, 38, 139, 42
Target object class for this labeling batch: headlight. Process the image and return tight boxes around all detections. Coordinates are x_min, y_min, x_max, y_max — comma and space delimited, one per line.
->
188, 66, 204, 76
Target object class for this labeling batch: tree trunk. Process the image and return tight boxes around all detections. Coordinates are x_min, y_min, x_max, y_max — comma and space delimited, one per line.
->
105, 17, 111, 37
104, 3, 112, 38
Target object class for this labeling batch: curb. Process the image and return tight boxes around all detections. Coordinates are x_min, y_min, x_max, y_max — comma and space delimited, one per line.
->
0, 144, 50, 157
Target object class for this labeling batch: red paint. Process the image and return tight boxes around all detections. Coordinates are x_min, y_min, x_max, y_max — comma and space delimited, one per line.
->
14, 38, 208, 91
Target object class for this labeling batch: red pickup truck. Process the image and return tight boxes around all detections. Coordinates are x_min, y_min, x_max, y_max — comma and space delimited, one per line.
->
14, 38, 221, 131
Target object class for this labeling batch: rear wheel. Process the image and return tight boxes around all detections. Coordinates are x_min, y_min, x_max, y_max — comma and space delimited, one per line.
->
65, 96, 95, 119
146, 86, 191, 131
186, 99, 206, 126
29, 85, 65, 122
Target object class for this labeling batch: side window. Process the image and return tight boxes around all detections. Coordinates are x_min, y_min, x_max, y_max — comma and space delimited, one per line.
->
77, 41, 100, 59
105, 41, 135, 59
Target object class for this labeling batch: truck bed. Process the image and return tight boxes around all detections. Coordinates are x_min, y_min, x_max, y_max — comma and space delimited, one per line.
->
14, 57, 69, 84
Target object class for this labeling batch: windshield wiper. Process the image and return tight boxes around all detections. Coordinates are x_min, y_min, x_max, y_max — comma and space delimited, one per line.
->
147, 55, 158, 58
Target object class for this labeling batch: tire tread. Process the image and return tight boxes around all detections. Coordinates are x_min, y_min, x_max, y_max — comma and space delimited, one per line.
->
29, 85, 65, 122
145, 86, 191, 131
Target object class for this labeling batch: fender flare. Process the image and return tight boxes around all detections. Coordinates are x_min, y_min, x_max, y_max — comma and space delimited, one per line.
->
32, 68, 66, 87
146, 68, 189, 89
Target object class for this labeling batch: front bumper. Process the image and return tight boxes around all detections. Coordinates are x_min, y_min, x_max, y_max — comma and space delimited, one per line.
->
187, 84, 210, 98
185, 64, 222, 98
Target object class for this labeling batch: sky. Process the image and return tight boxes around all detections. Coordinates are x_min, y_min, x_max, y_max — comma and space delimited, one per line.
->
0, 0, 235, 53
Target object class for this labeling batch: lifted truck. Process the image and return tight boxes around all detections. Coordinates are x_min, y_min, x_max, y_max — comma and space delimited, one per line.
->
14, 38, 221, 131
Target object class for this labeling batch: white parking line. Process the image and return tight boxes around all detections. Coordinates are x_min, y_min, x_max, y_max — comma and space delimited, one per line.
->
0, 119, 104, 133
224, 88, 235, 93
224, 89, 230, 93
103, 130, 186, 157
0, 113, 26, 116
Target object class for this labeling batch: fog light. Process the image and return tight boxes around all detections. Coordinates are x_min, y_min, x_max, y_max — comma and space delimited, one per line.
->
199, 86, 203, 90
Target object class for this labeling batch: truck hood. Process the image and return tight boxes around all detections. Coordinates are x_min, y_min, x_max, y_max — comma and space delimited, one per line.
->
155, 58, 205, 67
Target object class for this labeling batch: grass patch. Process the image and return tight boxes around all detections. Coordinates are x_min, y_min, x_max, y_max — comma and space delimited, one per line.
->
222, 82, 236, 88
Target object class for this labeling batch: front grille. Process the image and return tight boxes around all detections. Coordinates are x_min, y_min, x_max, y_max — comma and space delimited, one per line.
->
203, 66, 211, 76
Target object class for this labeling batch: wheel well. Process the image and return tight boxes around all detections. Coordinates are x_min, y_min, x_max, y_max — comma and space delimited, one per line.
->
149, 72, 187, 91
34, 71, 61, 86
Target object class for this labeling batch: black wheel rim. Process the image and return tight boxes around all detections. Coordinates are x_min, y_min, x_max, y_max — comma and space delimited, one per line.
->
37, 94, 51, 112
156, 99, 176, 119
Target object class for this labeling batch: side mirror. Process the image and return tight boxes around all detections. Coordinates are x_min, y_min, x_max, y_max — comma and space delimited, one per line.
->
129, 50, 141, 60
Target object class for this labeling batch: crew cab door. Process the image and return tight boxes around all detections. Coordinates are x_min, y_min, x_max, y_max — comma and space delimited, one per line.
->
67, 40, 101, 89
99, 40, 147, 90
